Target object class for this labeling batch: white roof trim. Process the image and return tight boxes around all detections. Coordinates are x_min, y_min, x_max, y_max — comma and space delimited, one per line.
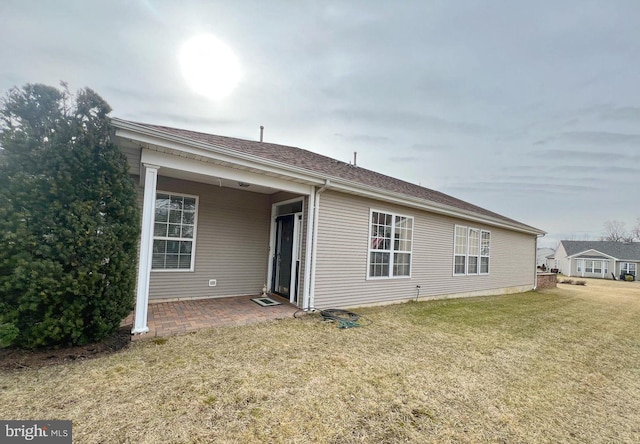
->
567, 249, 618, 260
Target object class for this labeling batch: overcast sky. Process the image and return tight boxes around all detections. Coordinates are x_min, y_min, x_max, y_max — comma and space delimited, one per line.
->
2, 1, 639, 247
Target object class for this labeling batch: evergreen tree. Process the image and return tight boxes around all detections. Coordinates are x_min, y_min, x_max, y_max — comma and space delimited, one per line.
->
0, 83, 139, 348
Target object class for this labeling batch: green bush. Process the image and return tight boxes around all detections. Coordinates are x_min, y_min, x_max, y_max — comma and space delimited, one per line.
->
0, 83, 140, 348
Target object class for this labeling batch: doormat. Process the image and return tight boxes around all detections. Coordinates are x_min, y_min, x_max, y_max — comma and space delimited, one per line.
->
251, 297, 282, 307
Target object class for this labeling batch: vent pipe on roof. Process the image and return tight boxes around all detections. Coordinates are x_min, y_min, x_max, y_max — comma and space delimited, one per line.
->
260, 125, 264, 142
353, 151, 357, 167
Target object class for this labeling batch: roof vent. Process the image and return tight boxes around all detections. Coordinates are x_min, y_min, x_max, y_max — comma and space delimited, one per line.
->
260, 125, 264, 142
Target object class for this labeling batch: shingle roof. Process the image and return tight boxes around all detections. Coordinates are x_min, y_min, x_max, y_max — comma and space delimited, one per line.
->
115, 119, 543, 234
560, 240, 640, 260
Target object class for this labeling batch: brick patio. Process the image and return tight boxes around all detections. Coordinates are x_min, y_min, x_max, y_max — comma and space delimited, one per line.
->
123, 294, 300, 339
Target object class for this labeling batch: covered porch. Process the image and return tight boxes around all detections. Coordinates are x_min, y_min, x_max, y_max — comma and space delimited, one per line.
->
112, 119, 325, 335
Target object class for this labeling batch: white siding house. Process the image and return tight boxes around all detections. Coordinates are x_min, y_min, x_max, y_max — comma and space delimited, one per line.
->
551, 240, 640, 280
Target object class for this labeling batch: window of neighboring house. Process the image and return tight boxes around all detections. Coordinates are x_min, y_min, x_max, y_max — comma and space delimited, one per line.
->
152, 192, 198, 271
585, 260, 594, 273
368, 210, 413, 278
593, 261, 602, 274
453, 225, 491, 275
621, 262, 637, 276
577, 260, 583, 273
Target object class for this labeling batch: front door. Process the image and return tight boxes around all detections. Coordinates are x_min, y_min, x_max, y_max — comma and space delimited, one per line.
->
273, 215, 295, 298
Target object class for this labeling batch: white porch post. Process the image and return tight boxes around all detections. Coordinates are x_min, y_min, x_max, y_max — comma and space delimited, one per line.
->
132, 164, 159, 334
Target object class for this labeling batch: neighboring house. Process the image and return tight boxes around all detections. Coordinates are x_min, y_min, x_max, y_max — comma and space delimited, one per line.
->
537, 248, 554, 268
110, 118, 546, 334
550, 240, 640, 279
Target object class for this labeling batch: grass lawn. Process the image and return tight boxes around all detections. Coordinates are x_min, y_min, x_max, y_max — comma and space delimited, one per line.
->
2, 277, 640, 443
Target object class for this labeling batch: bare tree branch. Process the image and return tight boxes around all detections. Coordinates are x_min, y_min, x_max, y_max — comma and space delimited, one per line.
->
601, 220, 629, 242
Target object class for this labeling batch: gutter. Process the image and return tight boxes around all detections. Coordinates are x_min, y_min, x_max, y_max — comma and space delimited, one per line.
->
308, 179, 331, 309
534, 234, 544, 290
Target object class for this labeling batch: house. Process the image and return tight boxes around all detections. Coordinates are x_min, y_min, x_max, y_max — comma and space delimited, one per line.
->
537, 247, 554, 268
549, 240, 640, 279
109, 118, 546, 334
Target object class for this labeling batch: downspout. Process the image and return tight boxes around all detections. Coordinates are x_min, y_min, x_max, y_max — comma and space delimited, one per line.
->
533, 234, 543, 290
308, 179, 330, 310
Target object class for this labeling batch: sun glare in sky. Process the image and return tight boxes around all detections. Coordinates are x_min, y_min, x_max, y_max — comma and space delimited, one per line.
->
179, 34, 241, 100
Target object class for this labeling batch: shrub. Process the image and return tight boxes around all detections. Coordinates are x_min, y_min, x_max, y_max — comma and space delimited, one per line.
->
625, 275, 635, 282
561, 279, 574, 284
575, 280, 587, 286
0, 83, 140, 348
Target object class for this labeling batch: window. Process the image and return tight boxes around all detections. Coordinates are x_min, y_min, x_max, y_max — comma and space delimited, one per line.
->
480, 230, 491, 274
454, 226, 467, 275
368, 210, 413, 278
585, 260, 594, 273
152, 192, 198, 270
468, 229, 479, 274
453, 225, 490, 275
621, 262, 637, 276
581, 260, 606, 274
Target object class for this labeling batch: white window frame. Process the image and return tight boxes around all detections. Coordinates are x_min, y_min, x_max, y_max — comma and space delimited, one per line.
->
621, 262, 637, 276
480, 230, 491, 275
453, 225, 490, 276
454, 225, 468, 276
367, 209, 414, 279
152, 190, 199, 272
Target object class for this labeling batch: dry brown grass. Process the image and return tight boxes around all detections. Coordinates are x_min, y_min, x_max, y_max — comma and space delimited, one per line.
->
2, 278, 640, 443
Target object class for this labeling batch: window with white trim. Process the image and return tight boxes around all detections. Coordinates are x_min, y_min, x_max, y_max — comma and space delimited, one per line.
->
468, 228, 479, 274
368, 210, 413, 278
454, 226, 467, 275
152, 192, 198, 270
454, 225, 490, 275
621, 262, 637, 276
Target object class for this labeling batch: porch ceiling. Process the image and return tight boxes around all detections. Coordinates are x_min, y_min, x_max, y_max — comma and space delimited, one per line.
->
158, 165, 278, 194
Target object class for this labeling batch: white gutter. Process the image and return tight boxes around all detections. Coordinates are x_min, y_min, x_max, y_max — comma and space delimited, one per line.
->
308, 180, 331, 309
534, 234, 544, 290
111, 118, 545, 236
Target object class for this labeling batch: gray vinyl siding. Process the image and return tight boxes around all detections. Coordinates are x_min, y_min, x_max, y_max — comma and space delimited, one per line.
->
117, 138, 142, 174
148, 176, 271, 300
555, 243, 571, 275
271, 191, 301, 204
313, 190, 536, 308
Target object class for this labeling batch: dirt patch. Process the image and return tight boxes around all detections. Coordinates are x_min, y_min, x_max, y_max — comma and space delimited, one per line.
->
0, 326, 131, 371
